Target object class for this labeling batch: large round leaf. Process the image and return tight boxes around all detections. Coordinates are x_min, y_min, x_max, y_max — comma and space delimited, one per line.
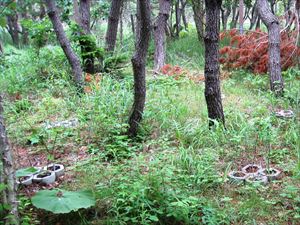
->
31, 189, 95, 214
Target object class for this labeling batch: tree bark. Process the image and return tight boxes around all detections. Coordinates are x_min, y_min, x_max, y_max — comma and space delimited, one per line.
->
0, 96, 19, 225
128, 0, 151, 137
130, 14, 135, 34
256, 17, 261, 29
221, 6, 231, 31
175, 0, 182, 37
79, 0, 90, 34
39, 3, 46, 19
119, 1, 124, 46
180, 0, 188, 30
154, 0, 171, 72
105, 0, 123, 52
0, 40, 4, 55
78, 0, 94, 74
6, 14, 20, 47
204, 0, 225, 126
45, 0, 84, 90
230, 0, 238, 28
192, 0, 205, 41
73, 0, 81, 24
249, 0, 258, 30
296, 0, 300, 68
257, 0, 284, 96
239, 0, 244, 34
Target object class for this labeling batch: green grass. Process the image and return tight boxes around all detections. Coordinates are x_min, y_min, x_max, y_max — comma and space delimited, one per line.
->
166, 28, 205, 70
1, 30, 300, 224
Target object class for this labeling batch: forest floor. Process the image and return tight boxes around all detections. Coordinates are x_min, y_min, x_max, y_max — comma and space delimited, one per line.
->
1, 33, 300, 224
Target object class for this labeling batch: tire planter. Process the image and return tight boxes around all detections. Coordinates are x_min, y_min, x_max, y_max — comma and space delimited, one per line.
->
260, 168, 281, 181
44, 164, 64, 178
242, 164, 262, 176
17, 175, 33, 186
228, 171, 248, 184
246, 175, 268, 185
275, 110, 294, 119
33, 171, 56, 185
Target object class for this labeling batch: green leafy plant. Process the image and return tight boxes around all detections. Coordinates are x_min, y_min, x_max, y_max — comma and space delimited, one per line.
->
21, 18, 52, 51
31, 189, 95, 214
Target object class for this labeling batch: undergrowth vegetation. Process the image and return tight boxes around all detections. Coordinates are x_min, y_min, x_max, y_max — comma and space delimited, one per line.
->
1, 28, 300, 224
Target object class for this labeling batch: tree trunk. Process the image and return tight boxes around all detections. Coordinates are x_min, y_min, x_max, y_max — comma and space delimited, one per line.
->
0, 96, 19, 225
154, 0, 171, 72
175, 0, 182, 37
270, 0, 276, 14
221, 6, 231, 31
105, 0, 123, 52
7, 14, 20, 47
130, 14, 135, 34
40, 3, 46, 19
79, 0, 90, 34
45, 0, 84, 90
204, 0, 225, 126
180, 0, 188, 30
119, 1, 124, 46
78, 0, 94, 74
296, 0, 300, 68
73, 0, 81, 24
18, 0, 29, 45
0, 41, 3, 55
257, 0, 284, 96
256, 17, 261, 29
128, 0, 151, 137
239, 0, 244, 34
192, 0, 205, 41
249, 0, 258, 30
230, 0, 238, 28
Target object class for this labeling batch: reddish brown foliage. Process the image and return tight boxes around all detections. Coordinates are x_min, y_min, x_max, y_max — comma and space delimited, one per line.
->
219, 29, 300, 74
160, 64, 230, 83
84, 73, 102, 93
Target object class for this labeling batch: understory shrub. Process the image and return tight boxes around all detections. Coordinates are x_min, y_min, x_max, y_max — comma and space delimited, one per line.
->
219, 29, 300, 73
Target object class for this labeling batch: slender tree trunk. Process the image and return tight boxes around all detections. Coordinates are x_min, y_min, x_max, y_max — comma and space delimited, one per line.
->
7, 14, 20, 47
105, 0, 123, 52
45, 0, 84, 90
19, 0, 29, 45
135, 1, 141, 46
230, 0, 238, 28
73, 0, 81, 24
256, 17, 261, 29
40, 3, 46, 19
296, 0, 300, 68
249, 0, 258, 30
154, 0, 171, 72
79, 0, 90, 34
130, 14, 135, 34
270, 0, 276, 14
192, 0, 205, 41
175, 0, 182, 37
239, 0, 244, 34
204, 0, 225, 126
21, 14, 29, 45
0, 41, 3, 55
78, 0, 94, 74
180, 0, 188, 30
128, 0, 151, 137
0, 96, 19, 225
221, 6, 231, 31
257, 0, 284, 96
169, 3, 174, 37
119, 1, 124, 46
